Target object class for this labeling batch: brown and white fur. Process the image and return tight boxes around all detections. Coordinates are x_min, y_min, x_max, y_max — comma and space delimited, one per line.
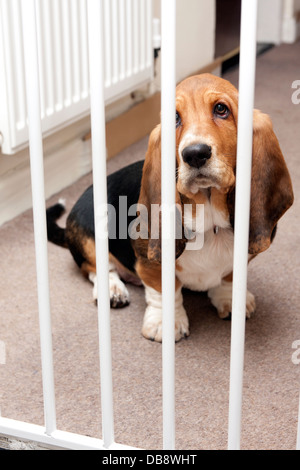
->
47, 74, 294, 343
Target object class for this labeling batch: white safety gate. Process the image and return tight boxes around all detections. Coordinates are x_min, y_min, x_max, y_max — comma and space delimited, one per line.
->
0, 0, 299, 451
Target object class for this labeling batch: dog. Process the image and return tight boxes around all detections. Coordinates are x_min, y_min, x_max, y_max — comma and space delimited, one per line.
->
47, 73, 294, 342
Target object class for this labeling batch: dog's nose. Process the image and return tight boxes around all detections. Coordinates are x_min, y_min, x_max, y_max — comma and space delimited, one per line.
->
182, 144, 212, 169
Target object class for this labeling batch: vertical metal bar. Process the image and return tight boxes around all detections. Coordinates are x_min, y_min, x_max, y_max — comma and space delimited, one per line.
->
20, 0, 56, 436
161, 0, 176, 451
228, 0, 258, 451
87, 0, 114, 449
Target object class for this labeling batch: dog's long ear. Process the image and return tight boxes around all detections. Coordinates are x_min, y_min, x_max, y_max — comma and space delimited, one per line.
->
228, 111, 294, 255
249, 110, 293, 254
137, 125, 186, 263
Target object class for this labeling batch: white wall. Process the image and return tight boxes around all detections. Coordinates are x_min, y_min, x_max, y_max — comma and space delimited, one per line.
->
282, 0, 300, 42
175, 0, 216, 82
257, 0, 300, 44
153, 0, 216, 83
257, 0, 283, 44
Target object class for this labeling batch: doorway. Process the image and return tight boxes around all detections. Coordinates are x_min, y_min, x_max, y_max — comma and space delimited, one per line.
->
215, 0, 242, 58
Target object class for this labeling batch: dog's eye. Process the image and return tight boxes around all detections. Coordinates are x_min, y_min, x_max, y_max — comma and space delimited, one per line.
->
176, 111, 182, 128
214, 103, 230, 119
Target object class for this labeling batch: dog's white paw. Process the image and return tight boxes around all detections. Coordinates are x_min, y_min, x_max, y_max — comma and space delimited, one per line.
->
142, 305, 189, 343
88, 272, 98, 302
208, 281, 256, 320
109, 272, 130, 308
88, 272, 130, 308
175, 305, 190, 341
142, 287, 189, 342
245, 290, 256, 319
142, 305, 163, 342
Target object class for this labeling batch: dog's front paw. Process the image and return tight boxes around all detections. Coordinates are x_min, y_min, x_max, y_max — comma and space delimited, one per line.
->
245, 290, 256, 319
208, 281, 256, 320
142, 306, 163, 342
175, 305, 190, 341
142, 305, 189, 343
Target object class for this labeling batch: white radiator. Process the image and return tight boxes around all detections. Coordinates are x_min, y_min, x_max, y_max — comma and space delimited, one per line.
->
0, 0, 154, 155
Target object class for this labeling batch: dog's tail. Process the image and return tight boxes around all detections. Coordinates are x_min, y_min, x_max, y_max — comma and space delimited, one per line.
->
46, 199, 68, 248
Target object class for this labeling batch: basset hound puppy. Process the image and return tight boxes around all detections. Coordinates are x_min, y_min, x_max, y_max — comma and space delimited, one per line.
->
47, 73, 294, 342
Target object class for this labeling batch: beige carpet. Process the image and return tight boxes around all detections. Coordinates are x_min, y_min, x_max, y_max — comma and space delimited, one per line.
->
0, 41, 299, 450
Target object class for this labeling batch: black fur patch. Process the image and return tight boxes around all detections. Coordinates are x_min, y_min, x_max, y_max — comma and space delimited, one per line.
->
66, 160, 144, 272
46, 202, 66, 247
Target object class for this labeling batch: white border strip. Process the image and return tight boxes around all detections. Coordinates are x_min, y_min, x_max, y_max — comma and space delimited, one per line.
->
87, 0, 115, 449
20, 0, 56, 436
297, 391, 300, 450
161, 0, 177, 451
228, 0, 258, 451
